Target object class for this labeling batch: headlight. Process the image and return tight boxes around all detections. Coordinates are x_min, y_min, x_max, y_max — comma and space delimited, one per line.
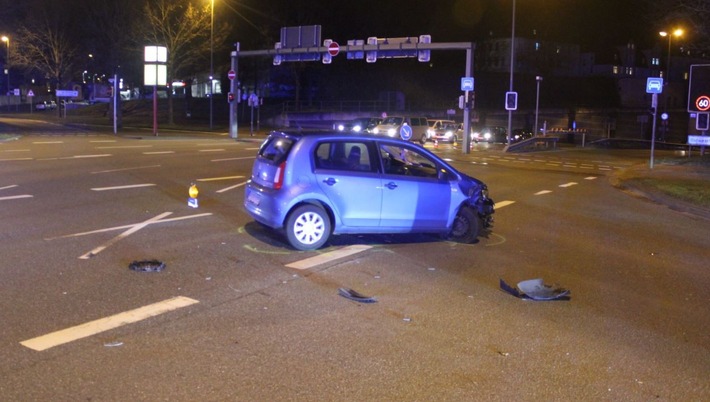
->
484, 133, 491, 140
387, 128, 396, 136
337, 124, 345, 131
353, 125, 362, 132
373, 128, 380, 134
427, 129, 435, 136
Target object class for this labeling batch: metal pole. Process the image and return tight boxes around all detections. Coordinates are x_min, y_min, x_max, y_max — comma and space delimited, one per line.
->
209, 0, 214, 130
229, 43, 239, 139
650, 93, 657, 169
153, 85, 158, 136
666, 35, 671, 82
534, 76, 542, 135
506, 0, 516, 146
463, 44, 473, 154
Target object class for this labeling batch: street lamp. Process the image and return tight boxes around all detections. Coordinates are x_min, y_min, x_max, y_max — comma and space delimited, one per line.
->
534, 76, 543, 136
659, 28, 683, 82
209, 0, 214, 130
1, 36, 9, 95
506, 0, 516, 146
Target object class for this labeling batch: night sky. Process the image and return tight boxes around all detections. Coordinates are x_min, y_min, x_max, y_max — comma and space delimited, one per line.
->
230, 0, 651, 52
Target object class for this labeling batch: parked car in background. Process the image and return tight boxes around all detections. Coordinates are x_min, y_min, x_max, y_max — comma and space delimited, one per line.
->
426, 119, 457, 142
471, 126, 507, 143
34, 101, 57, 111
373, 116, 430, 144
334, 117, 382, 134
244, 130, 495, 250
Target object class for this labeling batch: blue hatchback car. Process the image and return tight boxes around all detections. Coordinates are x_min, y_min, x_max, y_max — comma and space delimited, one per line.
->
244, 130, 495, 250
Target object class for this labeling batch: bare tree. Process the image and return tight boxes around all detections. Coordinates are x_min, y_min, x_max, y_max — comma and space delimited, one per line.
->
137, 0, 231, 125
13, 15, 79, 92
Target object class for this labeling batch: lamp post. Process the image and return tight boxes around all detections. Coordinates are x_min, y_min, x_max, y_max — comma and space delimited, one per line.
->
534, 76, 543, 136
506, 0, 516, 146
659, 28, 683, 82
1, 36, 9, 95
209, 0, 214, 130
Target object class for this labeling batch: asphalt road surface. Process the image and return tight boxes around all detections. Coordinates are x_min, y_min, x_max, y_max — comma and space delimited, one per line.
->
1, 127, 708, 400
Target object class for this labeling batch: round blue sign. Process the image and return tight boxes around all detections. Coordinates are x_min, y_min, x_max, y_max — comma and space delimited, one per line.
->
399, 124, 412, 140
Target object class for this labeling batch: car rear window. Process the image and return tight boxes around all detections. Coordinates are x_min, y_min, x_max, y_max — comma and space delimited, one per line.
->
259, 137, 295, 164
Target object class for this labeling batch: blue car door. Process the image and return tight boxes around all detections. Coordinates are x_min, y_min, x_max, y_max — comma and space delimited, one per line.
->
313, 141, 383, 229
377, 143, 452, 230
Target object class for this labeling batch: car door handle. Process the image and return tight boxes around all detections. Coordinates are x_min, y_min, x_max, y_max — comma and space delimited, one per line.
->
385, 181, 398, 190
323, 177, 337, 186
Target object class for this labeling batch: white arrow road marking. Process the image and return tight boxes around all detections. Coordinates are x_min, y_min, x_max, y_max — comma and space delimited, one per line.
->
20, 296, 199, 351
79, 212, 173, 259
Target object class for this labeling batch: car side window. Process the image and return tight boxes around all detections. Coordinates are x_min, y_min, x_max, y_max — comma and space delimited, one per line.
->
379, 144, 439, 179
315, 141, 373, 172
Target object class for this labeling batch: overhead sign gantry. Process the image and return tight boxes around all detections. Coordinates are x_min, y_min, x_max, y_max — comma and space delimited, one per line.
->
228, 26, 475, 153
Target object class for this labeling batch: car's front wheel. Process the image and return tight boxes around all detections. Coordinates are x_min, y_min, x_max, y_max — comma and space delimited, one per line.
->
448, 206, 481, 243
420, 134, 428, 145
285, 204, 331, 250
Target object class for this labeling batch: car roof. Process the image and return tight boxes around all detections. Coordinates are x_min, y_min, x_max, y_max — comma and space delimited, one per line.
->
267, 129, 419, 144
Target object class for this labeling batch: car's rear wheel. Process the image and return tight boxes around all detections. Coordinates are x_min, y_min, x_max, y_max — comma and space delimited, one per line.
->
285, 204, 331, 250
449, 206, 480, 243
420, 134, 428, 145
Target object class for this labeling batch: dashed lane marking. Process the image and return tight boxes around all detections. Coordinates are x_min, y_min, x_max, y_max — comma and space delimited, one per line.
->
20, 296, 199, 351
559, 182, 578, 188
95, 145, 152, 149
196, 175, 245, 182
286, 245, 372, 270
0, 195, 33, 201
143, 151, 175, 155
91, 165, 161, 174
216, 181, 248, 193
494, 200, 516, 209
212, 156, 256, 162
535, 190, 553, 195
91, 184, 156, 191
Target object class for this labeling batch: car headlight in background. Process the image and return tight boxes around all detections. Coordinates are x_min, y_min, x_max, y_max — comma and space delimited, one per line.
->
336, 124, 345, 131
387, 128, 396, 136
353, 125, 362, 132
373, 128, 380, 134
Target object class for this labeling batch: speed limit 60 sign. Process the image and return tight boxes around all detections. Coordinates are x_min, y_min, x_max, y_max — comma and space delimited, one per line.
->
688, 64, 710, 112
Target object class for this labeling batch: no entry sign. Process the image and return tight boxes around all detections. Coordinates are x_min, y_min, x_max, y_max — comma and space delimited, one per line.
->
328, 42, 340, 57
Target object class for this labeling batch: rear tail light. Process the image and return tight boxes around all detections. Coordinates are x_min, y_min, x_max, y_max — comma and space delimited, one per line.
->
273, 161, 286, 190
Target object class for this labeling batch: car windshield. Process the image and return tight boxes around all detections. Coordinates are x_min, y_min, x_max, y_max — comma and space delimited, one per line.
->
381, 117, 403, 125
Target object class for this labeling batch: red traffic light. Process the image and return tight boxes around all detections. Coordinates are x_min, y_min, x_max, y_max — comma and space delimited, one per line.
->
228, 92, 235, 103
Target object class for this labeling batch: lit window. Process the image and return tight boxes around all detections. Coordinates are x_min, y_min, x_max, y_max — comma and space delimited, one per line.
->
613, 66, 619, 74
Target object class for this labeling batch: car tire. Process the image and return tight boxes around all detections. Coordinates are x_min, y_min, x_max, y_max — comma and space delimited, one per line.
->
285, 204, 331, 251
420, 134, 427, 145
448, 206, 480, 243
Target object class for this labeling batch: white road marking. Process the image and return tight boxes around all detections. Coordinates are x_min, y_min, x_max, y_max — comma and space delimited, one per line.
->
216, 181, 247, 193
2, 149, 30, 152
91, 165, 161, 174
494, 200, 516, 209
585, 176, 598, 180
20, 296, 199, 351
89, 140, 117, 143
46, 212, 213, 240
79, 212, 173, 259
286, 245, 372, 270
0, 157, 33, 161
211, 156, 256, 162
0, 184, 19, 191
96, 145, 152, 149
143, 151, 175, 155
32, 141, 64, 144
198, 149, 226, 152
60, 154, 112, 159
535, 190, 552, 195
559, 182, 578, 188
0, 195, 33, 201
91, 184, 156, 191
196, 175, 244, 182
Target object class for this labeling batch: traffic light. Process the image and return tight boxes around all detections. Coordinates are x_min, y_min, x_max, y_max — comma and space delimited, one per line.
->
228, 92, 235, 103
696, 113, 709, 131
505, 92, 517, 111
